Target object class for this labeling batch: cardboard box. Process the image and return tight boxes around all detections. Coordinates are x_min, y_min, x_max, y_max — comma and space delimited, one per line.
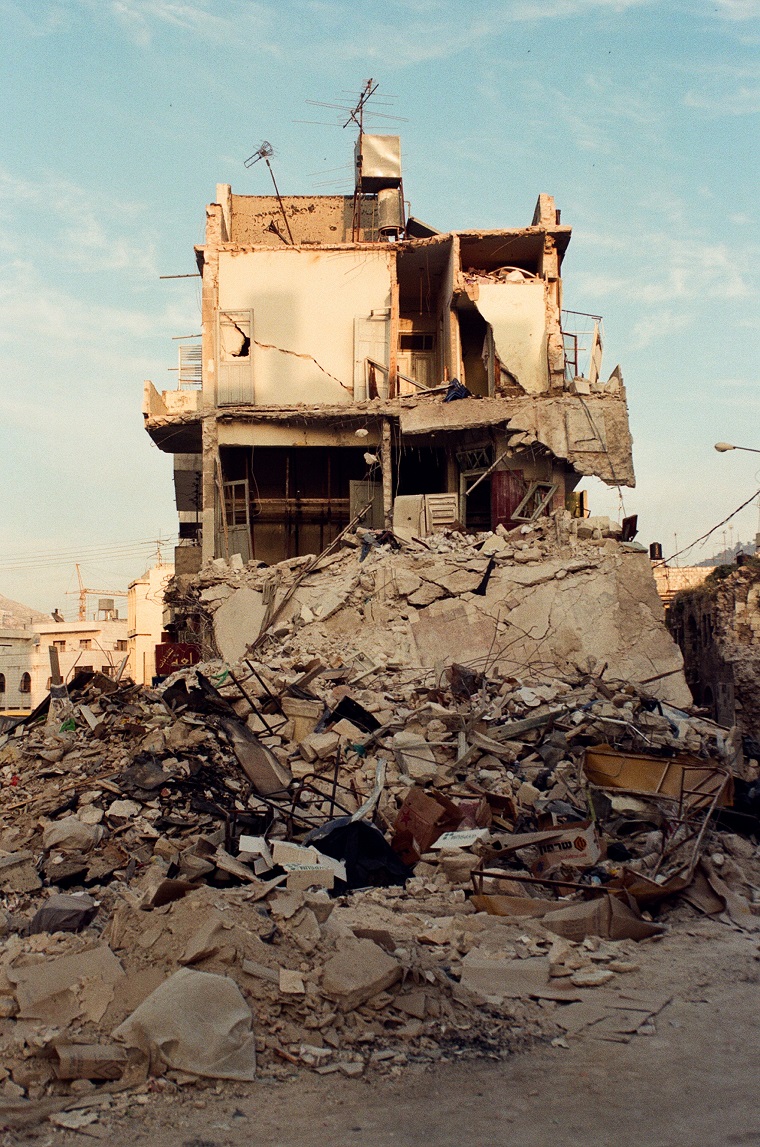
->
391, 787, 463, 864
531, 821, 601, 877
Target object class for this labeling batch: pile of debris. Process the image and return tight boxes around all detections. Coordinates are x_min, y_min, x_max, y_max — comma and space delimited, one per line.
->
1, 516, 759, 1126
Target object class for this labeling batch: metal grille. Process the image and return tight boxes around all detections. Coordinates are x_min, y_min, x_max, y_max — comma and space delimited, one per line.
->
178, 343, 202, 389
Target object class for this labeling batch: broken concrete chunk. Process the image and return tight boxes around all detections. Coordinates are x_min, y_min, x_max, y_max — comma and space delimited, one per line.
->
213, 587, 266, 664
179, 911, 227, 965
459, 953, 552, 1002
279, 968, 306, 995
106, 799, 141, 821
392, 731, 438, 782
321, 939, 401, 1012
299, 731, 340, 764
0, 853, 42, 893
8, 945, 125, 1026
423, 567, 485, 595
220, 718, 292, 796
407, 582, 445, 607
29, 893, 98, 935
42, 816, 104, 853
570, 967, 615, 988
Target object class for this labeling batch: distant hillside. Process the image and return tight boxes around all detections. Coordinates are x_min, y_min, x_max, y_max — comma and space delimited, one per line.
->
696, 541, 756, 567
0, 593, 49, 630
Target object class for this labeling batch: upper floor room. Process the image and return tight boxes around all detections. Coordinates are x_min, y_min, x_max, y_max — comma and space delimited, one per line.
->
194, 173, 574, 408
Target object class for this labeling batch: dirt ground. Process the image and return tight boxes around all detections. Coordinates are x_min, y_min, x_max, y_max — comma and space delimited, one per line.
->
14, 916, 760, 1147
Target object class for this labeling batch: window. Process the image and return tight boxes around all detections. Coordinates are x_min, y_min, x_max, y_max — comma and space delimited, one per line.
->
80, 639, 92, 650
399, 333, 434, 352
19, 673, 31, 693
46, 677, 52, 690
0, 673, 5, 693
116, 640, 128, 652
53, 640, 66, 652
101, 665, 114, 677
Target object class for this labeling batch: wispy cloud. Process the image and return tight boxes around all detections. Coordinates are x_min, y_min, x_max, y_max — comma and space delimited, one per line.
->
630, 309, 692, 349
711, 0, 760, 19
574, 234, 756, 307
684, 85, 760, 115
0, 169, 158, 276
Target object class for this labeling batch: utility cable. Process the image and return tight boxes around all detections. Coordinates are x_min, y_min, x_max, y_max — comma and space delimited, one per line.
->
653, 488, 760, 568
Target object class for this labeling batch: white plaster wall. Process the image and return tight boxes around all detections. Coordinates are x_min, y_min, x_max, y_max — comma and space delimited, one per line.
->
128, 564, 174, 684
218, 249, 393, 404
475, 280, 549, 394
0, 620, 129, 710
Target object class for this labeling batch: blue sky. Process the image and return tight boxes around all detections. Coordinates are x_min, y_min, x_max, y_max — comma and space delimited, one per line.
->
1, 0, 758, 615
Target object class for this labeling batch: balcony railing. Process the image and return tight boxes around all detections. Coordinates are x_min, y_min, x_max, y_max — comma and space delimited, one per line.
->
561, 310, 603, 383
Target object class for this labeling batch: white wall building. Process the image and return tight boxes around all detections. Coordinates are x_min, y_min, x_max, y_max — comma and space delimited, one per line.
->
127, 563, 174, 685
0, 618, 128, 712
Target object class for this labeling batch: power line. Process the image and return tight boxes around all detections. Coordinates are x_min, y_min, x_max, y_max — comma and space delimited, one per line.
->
0, 534, 177, 574
653, 488, 760, 568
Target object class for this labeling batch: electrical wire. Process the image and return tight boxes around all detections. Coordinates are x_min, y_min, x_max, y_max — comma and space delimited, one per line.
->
0, 535, 176, 574
653, 487, 760, 568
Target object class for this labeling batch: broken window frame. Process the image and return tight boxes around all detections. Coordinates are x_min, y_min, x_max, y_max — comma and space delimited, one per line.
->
561, 309, 603, 382
511, 481, 558, 523
456, 445, 493, 473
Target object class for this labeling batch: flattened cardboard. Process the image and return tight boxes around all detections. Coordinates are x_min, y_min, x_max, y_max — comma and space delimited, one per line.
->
470, 894, 554, 918
583, 745, 733, 807
541, 894, 664, 942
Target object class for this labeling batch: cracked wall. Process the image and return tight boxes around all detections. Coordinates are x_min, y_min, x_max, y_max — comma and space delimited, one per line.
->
217, 248, 393, 405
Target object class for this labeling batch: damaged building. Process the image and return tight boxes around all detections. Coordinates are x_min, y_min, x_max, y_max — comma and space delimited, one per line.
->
143, 132, 634, 574
669, 556, 760, 733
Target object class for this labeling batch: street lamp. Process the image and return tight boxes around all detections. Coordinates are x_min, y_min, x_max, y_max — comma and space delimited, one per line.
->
715, 442, 760, 455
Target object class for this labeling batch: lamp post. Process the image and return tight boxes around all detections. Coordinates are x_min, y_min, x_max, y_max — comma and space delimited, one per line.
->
714, 444, 760, 553
714, 442, 760, 455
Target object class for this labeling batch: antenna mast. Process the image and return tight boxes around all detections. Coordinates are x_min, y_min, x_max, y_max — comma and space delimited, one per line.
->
244, 141, 295, 244
350, 79, 379, 241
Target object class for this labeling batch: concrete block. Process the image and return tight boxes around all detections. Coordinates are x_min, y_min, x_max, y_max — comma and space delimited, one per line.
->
299, 731, 340, 763
212, 588, 266, 665
271, 841, 321, 866
392, 730, 438, 781
285, 865, 335, 892
321, 939, 401, 1011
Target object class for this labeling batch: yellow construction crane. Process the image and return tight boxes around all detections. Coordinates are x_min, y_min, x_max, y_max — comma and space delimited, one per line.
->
66, 564, 128, 622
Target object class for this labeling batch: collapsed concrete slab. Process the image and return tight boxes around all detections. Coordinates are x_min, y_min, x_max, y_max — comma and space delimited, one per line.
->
180, 513, 690, 707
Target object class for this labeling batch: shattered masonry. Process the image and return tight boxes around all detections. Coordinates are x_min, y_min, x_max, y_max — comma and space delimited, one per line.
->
670, 556, 760, 733
1, 126, 758, 1130
1, 517, 759, 1115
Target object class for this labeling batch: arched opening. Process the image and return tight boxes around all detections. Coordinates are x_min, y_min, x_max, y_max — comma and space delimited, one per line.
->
19, 672, 31, 694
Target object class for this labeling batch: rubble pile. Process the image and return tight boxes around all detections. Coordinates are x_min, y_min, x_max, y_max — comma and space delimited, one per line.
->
1, 515, 759, 1125
173, 511, 691, 708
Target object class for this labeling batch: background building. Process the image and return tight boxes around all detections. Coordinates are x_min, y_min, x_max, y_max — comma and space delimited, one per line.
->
127, 562, 174, 685
0, 617, 128, 712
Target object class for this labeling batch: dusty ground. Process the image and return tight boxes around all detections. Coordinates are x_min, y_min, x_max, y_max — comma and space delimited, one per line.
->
14, 915, 760, 1147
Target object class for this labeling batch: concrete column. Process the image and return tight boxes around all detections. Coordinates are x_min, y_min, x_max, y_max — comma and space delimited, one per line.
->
201, 415, 218, 563
381, 418, 393, 528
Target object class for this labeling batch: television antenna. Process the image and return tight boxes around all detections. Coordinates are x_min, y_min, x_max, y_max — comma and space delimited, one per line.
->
244, 140, 295, 244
